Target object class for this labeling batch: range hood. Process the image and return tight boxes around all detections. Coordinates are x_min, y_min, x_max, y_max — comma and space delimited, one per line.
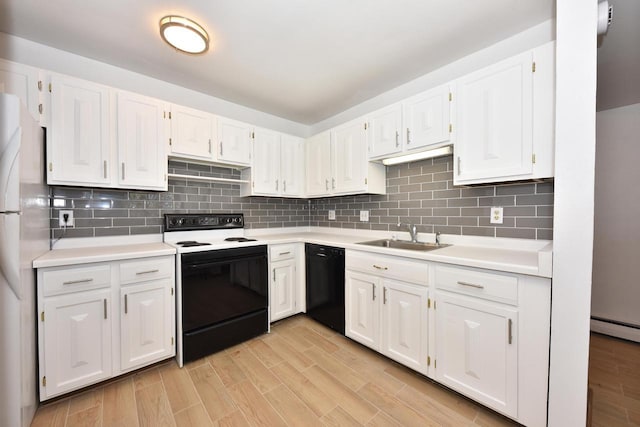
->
381, 145, 453, 166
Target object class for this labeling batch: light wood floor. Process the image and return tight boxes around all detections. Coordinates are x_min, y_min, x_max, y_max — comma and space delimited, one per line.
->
588, 332, 640, 426
31, 315, 518, 427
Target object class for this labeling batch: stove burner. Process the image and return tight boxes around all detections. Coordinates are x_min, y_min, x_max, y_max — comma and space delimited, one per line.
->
176, 241, 212, 247
224, 237, 257, 242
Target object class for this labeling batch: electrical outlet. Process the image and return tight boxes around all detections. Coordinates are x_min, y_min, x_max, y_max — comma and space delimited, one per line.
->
328, 210, 336, 220
59, 210, 75, 227
490, 207, 503, 224
360, 210, 370, 222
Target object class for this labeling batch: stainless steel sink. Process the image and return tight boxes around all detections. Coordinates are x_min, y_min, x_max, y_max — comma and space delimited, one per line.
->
356, 239, 450, 251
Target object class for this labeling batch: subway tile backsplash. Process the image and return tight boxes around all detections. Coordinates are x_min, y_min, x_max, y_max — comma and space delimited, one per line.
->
50, 156, 553, 240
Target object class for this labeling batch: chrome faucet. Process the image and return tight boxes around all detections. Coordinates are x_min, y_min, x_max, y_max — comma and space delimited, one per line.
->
398, 221, 419, 243
435, 231, 441, 246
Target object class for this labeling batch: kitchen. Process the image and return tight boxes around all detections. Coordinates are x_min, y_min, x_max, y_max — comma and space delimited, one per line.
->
0, 1, 609, 426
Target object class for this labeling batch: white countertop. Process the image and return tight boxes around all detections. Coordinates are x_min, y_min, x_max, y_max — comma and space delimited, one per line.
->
33, 242, 176, 268
33, 227, 552, 277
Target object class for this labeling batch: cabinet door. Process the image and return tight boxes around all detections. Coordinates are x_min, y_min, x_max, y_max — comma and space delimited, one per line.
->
403, 84, 452, 150
270, 259, 296, 322
42, 289, 111, 398
48, 74, 110, 186
169, 105, 215, 160
217, 117, 252, 166
121, 281, 173, 371
117, 91, 168, 190
332, 119, 367, 194
454, 51, 533, 184
435, 291, 518, 417
252, 128, 281, 195
305, 131, 332, 196
381, 280, 428, 373
0, 58, 40, 121
280, 134, 305, 197
345, 271, 379, 350
368, 103, 402, 159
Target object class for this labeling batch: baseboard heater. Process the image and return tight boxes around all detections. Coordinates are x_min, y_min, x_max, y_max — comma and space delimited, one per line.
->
590, 316, 640, 343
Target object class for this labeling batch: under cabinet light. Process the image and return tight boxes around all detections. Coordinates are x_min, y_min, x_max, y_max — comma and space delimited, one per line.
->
160, 15, 209, 54
381, 145, 453, 166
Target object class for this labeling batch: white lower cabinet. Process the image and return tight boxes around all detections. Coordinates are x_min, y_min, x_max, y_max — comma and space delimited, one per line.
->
120, 280, 174, 371
434, 291, 518, 418
345, 250, 429, 374
269, 244, 303, 322
42, 289, 112, 397
37, 255, 175, 401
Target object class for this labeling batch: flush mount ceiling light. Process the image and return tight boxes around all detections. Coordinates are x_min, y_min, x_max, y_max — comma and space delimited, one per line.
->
159, 15, 209, 54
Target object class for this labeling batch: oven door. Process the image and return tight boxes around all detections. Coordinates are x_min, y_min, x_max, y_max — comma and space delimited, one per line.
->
181, 246, 268, 332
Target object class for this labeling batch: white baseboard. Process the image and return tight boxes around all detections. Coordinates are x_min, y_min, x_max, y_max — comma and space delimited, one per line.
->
591, 319, 640, 343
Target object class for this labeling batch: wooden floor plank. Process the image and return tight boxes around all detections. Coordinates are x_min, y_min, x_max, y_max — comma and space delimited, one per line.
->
135, 382, 176, 427
261, 333, 315, 371
303, 345, 367, 391
246, 337, 285, 368
68, 388, 103, 416
65, 406, 102, 427
102, 378, 139, 427
207, 351, 248, 387
320, 405, 364, 427
270, 361, 336, 417
227, 380, 288, 426
31, 400, 69, 427
174, 404, 214, 427
214, 410, 251, 427
160, 361, 201, 413
188, 363, 237, 422
264, 384, 325, 427
358, 382, 440, 427
226, 346, 281, 393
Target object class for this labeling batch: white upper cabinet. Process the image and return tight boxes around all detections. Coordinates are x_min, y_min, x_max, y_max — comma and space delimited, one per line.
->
0, 58, 41, 122
367, 84, 453, 161
368, 103, 402, 158
453, 42, 554, 185
280, 134, 305, 197
332, 118, 369, 194
403, 84, 453, 151
250, 127, 281, 195
117, 91, 168, 190
241, 130, 304, 197
169, 105, 216, 161
217, 117, 252, 166
305, 131, 332, 197
48, 74, 111, 186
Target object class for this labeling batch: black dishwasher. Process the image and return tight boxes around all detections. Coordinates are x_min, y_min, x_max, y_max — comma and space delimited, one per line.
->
305, 243, 345, 334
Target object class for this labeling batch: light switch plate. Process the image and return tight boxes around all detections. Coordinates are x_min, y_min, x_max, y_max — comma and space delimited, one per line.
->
328, 210, 336, 220
360, 210, 370, 222
490, 207, 503, 224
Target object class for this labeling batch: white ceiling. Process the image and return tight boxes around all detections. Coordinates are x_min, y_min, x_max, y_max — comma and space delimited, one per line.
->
597, 0, 640, 112
0, 0, 554, 125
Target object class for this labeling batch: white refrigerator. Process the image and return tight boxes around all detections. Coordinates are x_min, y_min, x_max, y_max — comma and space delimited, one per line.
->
0, 94, 49, 427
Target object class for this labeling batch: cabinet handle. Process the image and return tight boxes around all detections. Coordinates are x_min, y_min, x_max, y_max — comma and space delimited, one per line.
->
325, 179, 329, 190
220, 142, 223, 156
136, 269, 159, 275
457, 281, 484, 289
121, 162, 125, 180
316, 253, 327, 257
208, 139, 212, 154
372, 284, 376, 301
457, 156, 461, 175
103, 160, 107, 178
63, 278, 93, 285
395, 131, 399, 147
279, 251, 291, 256
283, 180, 286, 192
383, 287, 387, 304
275, 179, 279, 191
332, 178, 336, 189
103, 299, 107, 319
406, 128, 411, 144
124, 294, 128, 314
508, 318, 513, 344
373, 264, 388, 271
273, 269, 276, 282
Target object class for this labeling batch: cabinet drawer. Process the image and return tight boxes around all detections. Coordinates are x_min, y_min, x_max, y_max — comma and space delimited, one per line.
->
119, 256, 174, 285
346, 250, 428, 285
434, 264, 518, 305
270, 244, 297, 262
42, 264, 111, 296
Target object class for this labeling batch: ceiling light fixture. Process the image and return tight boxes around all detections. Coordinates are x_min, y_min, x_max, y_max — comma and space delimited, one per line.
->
381, 145, 453, 166
159, 15, 209, 54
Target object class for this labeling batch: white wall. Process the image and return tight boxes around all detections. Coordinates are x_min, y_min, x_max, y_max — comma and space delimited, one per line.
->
0, 32, 309, 137
591, 103, 640, 340
548, 0, 598, 425
311, 20, 555, 134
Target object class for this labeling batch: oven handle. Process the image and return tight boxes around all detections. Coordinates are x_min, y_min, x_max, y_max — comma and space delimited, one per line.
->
183, 255, 267, 270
